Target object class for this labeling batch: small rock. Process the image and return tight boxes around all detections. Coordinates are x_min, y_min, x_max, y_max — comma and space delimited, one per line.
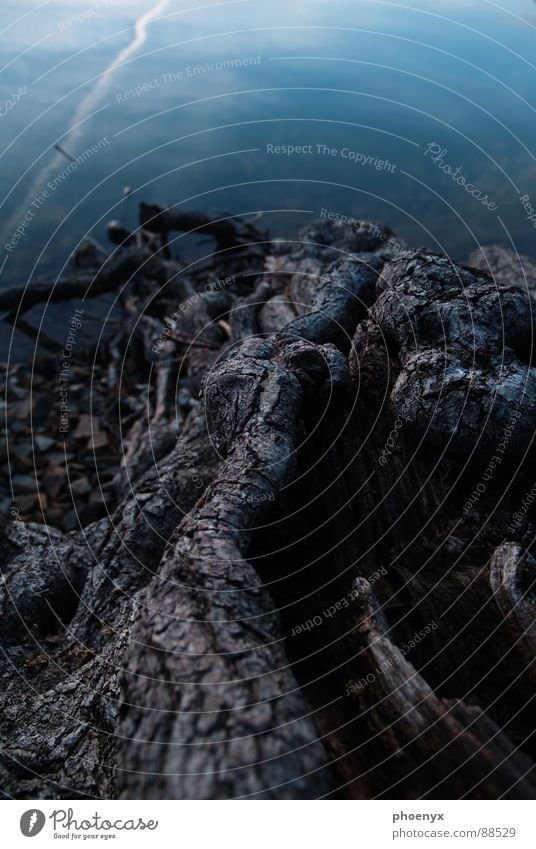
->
89, 490, 110, 506
14, 441, 33, 455
61, 510, 78, 532
12, 473, 36, 494
205, 291, 233, 320
70, 477, 92, 497
6, 646, 25, 659
43, 465, 66, 499
73, 414, 101, 439
9, 386, 28, 402
45, 508, 66, 526
9, 421, 26, 434
34, 435, 55, 452
86, 431, 108, 450
107, 220, 135, 246
12, 447, 33, 470
37, 493, 48, 510
15, 494, 38, 513
45, 451, 73, 465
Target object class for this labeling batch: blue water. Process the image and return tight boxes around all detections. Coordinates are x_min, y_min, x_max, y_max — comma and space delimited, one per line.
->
1, 0, 536, 287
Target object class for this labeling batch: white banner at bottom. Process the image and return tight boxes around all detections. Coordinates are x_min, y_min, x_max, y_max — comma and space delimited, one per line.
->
2, 800, 534, 848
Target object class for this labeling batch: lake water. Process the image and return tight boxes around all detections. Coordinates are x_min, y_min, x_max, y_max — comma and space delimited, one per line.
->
1, 0, 536, 291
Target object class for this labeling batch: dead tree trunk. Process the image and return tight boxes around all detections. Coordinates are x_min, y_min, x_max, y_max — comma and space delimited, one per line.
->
1, 214, 535, 799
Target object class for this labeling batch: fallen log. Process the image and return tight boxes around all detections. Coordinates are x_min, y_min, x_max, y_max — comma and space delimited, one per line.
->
2, 214, 536, 800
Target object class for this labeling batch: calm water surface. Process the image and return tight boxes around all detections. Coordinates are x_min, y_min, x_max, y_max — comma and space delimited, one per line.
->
1, 0, 536, 292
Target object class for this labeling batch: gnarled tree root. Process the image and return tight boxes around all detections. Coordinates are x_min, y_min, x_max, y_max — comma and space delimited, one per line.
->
2, 217, 536, 799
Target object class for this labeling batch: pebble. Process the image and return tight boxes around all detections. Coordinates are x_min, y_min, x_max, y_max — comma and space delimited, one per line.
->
34, 435, 55, 452
61, 510, 78, 532
73, 414, 101, 439
43, 466, 66, 499
70, 477, 92, 497
11, 474, 36, 494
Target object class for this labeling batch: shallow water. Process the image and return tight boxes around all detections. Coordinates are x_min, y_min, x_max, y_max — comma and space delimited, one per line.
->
1, 0, 536, 289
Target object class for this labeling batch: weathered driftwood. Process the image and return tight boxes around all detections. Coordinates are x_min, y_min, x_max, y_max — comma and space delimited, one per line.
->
468, 244, 536, 297
0, 248, 170, 314
1, 213, 536, 799
489, 543, 536, 681
139, 203, 266, 253
0, 205, 262, 316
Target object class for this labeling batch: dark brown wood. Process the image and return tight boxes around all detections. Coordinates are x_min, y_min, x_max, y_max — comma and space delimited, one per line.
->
2, 214, 536, 800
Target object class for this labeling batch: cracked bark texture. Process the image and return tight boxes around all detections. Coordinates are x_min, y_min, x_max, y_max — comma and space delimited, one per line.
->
1, 215, 536, 799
